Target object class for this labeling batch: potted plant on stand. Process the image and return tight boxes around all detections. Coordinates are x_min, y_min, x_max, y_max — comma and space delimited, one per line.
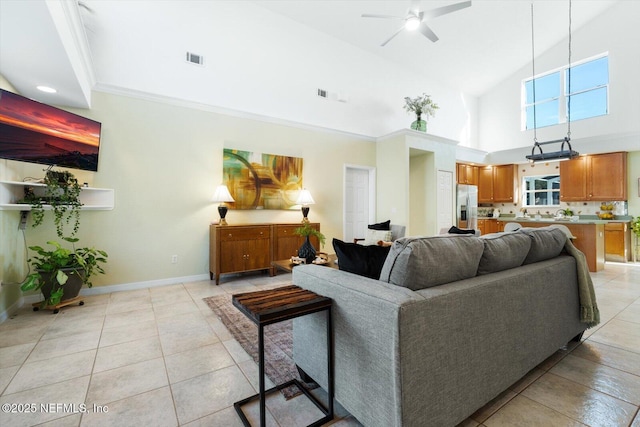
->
19, 168, 108, 313
20, 238, 108, 313
403, 93, 439, 132
294, 223, 326, 264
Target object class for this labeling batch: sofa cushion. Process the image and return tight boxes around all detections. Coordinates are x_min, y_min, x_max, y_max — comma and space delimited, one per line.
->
363, 229, 393, 245
520, 227, 567, 264
477, 232, 532, 275
379, 235, 484, 290
333, 238, 391, 279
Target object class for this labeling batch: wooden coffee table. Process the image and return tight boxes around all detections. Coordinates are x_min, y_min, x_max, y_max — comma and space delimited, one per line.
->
272, 253, 338, 274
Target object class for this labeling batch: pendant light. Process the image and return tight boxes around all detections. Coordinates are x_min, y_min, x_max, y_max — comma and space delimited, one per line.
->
526, 0, 579, 163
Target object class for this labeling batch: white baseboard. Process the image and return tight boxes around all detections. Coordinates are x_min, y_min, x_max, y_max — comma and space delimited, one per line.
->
0, 273, 211, 322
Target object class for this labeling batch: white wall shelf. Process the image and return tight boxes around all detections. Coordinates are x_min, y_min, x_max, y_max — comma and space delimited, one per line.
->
0, 180, 114, 211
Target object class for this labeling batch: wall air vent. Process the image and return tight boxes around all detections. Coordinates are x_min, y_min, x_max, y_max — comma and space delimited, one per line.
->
186, 52, 204, 65
317, 88, 328, 98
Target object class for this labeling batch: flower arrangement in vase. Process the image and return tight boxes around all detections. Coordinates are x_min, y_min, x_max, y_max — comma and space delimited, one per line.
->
403, 93, 439, 132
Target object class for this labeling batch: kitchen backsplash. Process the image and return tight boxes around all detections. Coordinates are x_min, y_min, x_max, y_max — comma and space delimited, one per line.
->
479, 201, 628, 217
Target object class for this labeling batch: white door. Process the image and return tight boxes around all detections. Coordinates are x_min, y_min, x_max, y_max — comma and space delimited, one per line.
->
344, 166, 375, 242
437, 170, 454, 234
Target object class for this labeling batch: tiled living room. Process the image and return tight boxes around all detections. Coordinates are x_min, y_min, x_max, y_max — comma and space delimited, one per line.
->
0, 263, 639, 426
2, 1, 640, 426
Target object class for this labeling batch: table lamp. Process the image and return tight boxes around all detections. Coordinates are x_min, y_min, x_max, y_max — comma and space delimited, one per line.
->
296, 189, 315, 223
213, 184, 235, 225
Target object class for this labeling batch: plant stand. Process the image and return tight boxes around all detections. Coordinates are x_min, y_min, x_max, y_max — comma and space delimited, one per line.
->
32, 296, 84, 314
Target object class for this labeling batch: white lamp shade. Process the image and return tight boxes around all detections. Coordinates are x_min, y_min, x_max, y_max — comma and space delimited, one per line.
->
212, 185, 235, 203
296, 189, 315, 205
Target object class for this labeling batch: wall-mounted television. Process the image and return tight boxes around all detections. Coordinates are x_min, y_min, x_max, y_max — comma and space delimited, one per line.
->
0, 89, 101, 172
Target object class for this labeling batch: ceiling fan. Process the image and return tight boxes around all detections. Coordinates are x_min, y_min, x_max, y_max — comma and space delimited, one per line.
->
362, 0, 472, 46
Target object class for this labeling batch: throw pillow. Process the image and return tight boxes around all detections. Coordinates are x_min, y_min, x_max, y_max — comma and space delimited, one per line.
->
332, 238, 391, 279
368, 220, 391, 230
520, 227, 567, 264
447, 226, 476, 235
477, 232, 531, 275
363, 229, 393, 245
379, 235, 484, 290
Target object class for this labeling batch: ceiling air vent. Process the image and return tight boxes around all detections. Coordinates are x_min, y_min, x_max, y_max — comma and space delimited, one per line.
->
186, 52, 204, 66
317, 88, 328, 98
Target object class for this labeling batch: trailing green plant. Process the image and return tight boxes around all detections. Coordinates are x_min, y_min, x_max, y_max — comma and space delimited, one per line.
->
22, 169, 83, 238
294, 223, 325, 248
20, 238, 108, 307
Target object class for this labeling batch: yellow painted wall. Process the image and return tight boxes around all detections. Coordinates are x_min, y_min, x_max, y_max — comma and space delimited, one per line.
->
0, 89, 376, 317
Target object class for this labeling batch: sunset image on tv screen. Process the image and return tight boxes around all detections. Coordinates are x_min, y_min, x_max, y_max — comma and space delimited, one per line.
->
0, 89, 101, 171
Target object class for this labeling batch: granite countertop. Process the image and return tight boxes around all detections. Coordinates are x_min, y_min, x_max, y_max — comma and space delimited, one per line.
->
497, 217, 631, 225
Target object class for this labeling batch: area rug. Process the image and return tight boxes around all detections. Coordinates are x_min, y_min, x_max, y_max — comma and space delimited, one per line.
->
203, 291, 317, 399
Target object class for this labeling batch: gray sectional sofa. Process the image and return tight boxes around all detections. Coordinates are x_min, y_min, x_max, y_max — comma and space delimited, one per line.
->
292, 227, 597, 427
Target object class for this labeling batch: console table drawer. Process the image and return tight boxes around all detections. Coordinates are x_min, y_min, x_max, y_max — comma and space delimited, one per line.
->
219, 227, 270, 241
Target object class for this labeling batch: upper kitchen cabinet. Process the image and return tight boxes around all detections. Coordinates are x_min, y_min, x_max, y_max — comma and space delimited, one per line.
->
560, 152, 627, 201
478, 164, 518, 203
457, 163, 478, 185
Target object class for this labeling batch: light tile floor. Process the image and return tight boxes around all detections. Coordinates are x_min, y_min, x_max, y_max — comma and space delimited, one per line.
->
1, 263, 639, 426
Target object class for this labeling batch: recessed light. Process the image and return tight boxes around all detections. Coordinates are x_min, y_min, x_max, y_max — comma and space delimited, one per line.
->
36, 86, 57, 93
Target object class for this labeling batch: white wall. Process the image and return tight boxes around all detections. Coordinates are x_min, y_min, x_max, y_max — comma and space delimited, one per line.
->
478, 1, 640, 157
87, 0, 478, 144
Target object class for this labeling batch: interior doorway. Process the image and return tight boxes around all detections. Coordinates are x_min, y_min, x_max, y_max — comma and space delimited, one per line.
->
343, 165, 376, 242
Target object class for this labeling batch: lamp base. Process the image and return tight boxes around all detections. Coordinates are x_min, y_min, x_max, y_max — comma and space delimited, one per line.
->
218, 205, 229, 226
301, 206, 310, 224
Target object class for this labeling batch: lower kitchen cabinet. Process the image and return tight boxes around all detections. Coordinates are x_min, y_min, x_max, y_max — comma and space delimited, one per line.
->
604, 222, 631, 262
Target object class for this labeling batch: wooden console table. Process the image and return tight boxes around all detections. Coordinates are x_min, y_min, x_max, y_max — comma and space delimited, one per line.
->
232, 285, 334, 427
209, 223, 320, 284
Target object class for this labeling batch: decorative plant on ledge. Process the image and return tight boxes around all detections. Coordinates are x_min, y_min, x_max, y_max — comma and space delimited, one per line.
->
403, 93, 439, 132
23, 169, 83, 238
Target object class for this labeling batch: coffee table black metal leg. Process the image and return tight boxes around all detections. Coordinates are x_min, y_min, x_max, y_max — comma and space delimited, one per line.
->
258, 324, 265, 427
327, 307, 334, 419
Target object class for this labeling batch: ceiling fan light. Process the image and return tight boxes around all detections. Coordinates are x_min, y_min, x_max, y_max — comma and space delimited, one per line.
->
405, 16, 420, 31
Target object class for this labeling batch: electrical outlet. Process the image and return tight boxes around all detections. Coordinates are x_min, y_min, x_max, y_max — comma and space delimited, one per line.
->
171, 255, 178, 264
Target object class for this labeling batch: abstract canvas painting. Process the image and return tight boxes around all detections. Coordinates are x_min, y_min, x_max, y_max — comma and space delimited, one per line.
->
223, 149, 303, 210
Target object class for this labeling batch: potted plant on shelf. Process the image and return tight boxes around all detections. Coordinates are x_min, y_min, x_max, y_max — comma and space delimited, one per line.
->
20, 238, 108, 311
22, 169, 83, 238
403, 93, 439, 132
294, 223, 326, 264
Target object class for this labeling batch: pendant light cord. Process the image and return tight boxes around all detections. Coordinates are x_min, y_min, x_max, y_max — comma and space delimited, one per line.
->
530, 2, 537, 143
567, 0, 572, 139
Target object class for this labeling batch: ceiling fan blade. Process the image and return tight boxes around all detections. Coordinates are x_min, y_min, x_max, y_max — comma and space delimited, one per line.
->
418, 22, 439, 42
361, 13, 404, 20
422, 1, 471, 20
380, 25, 406, 47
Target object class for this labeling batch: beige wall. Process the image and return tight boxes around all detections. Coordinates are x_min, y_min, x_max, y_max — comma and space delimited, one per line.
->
628, 152, 640, 219
0, 89, 376, 317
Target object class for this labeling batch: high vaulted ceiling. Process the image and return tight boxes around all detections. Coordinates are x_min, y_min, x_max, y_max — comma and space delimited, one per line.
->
0, 0, 621, 136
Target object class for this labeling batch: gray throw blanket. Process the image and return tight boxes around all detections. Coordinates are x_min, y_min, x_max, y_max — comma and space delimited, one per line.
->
564, 239, 600, 328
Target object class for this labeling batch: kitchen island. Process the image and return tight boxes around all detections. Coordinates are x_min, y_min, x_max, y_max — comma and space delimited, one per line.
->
497, 218, 613, 272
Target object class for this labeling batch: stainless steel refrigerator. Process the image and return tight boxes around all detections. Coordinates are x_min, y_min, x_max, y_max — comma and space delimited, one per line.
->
456, 184, 478, 231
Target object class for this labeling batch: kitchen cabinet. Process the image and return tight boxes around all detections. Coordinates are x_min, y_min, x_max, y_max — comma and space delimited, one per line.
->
478, 219, 499, 235
478, 164, 517, 203
604, 222, 630, 262
560, 152, 627, 201
457, 163, 478, 185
